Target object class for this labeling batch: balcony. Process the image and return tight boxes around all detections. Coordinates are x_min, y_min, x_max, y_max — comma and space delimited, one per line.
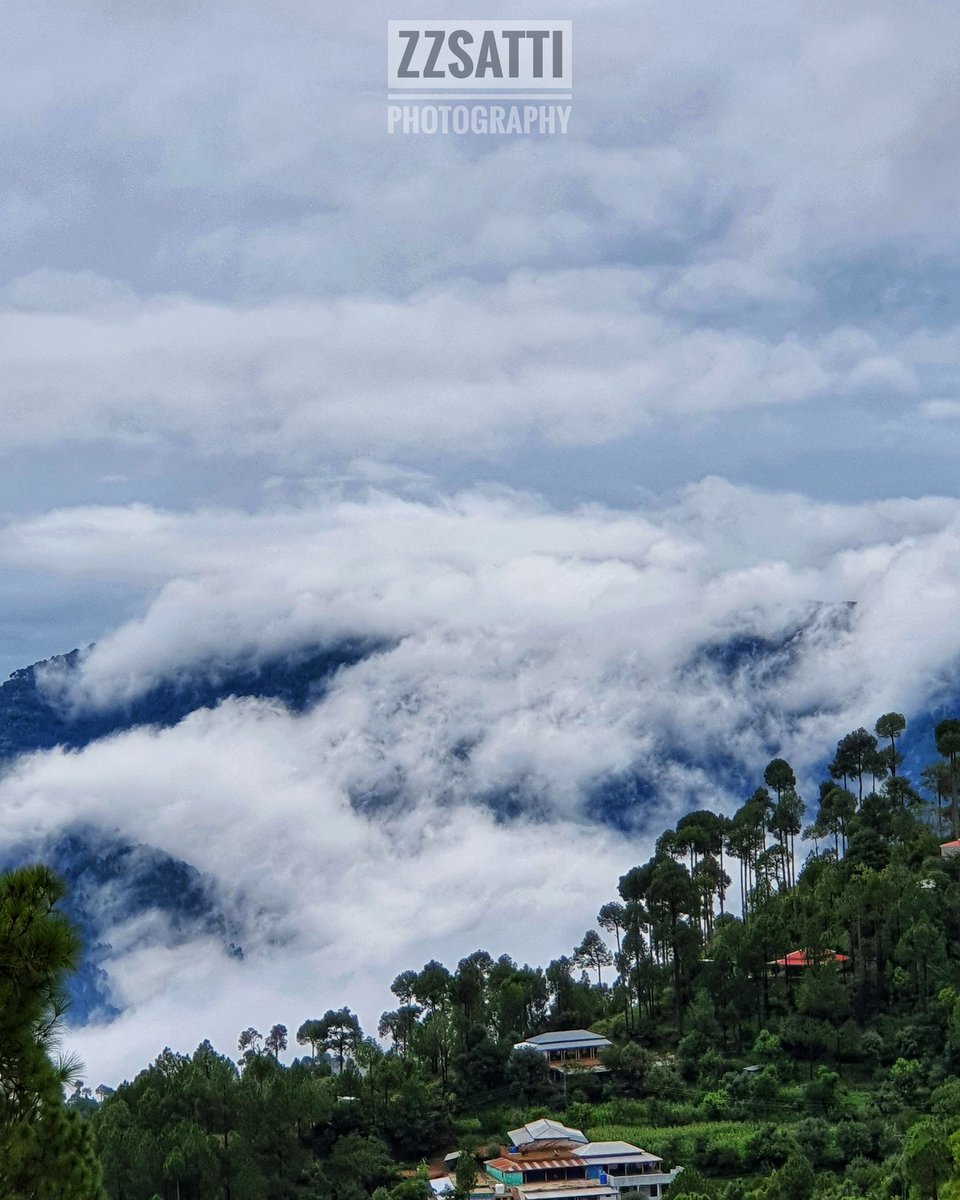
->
602, 1169, 681, 1194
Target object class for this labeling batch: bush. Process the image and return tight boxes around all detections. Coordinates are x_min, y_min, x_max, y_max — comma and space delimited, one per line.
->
931, 1078, 960, 1118
742, 1123, 797, 1172
841, 1156, 882, 1196
770, 1152, 815, 1200
790, 1117, 836, 1170
667, 1166, 716, 1197
835, 1120, 871, 1162
802, 1067, 840, 1117
703, 1144, 741, 1175
699, 1091, 729, 1120
565, 1102, 593, 1131
695, 1049, 727, 1088
644, 1060, 684, 1101
691, 1137, 741, 1175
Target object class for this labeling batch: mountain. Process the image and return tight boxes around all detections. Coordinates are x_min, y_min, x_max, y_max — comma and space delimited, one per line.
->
0, 825, 237, 1024
0, 639, 382, 762
0, 639, 382, 1024
0, 619, 953, 1026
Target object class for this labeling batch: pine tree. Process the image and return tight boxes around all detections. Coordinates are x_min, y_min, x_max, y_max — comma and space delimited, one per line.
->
0, 864, 105, 1199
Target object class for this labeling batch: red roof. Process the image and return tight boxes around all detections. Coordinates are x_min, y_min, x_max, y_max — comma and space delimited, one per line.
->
770, 949, 849, 967
941, 839, 960, 848
488, 1160, 520, 1173
514, 1160, 586, 1171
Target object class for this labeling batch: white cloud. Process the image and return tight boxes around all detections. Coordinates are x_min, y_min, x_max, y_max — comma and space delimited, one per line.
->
0, 273, 937, 459
0, 269, 138, 313
3, 0, 960, 1089
0, 0, 959, 496
0, 481, 958, 1083
0, 697, 644, 1086
921, 399, 960, 421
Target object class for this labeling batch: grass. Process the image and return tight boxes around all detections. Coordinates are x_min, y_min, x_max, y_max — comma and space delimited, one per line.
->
840, 1086, 873, 1116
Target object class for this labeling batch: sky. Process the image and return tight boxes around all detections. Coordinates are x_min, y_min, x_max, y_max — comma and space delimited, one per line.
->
3, 0, 960, 1083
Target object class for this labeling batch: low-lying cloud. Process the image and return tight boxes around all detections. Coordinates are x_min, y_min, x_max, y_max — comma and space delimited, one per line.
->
0, 480, 958, 1083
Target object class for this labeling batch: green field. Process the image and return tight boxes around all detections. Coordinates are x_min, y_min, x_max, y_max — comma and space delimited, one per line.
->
587, 1121, 759, 1158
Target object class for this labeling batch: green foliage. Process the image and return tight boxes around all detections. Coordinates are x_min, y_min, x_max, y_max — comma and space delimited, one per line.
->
743, 1123, 798, 1172
751, 1030, 782, 1066
769, 1152, 815, 1200
0, 864, 105, 1199
309, 1007, 364, 1072
667, 1165, 717, 1196
587, 1120, 757, 1160
453, 1148, 478, 1199
78, 711, 960, 1200
931, 1078, 960, 1118
904, 1117, 951, 1199
94, 1041, 336, 1199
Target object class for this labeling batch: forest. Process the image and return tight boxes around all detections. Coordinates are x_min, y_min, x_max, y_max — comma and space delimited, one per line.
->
6, 712, 960, 1200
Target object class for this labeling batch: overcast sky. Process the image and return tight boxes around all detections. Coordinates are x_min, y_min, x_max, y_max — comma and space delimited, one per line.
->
3, 0, 960, 1083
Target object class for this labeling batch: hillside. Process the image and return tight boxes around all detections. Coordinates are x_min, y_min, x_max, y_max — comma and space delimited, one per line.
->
53, 710, 960, 1200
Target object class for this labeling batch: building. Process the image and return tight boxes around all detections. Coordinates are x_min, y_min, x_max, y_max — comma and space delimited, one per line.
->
768, 949, 850, 976
474, 1118, 680, 1200
512, 1030, 612, 1072
578, 1141, 680, 1197
940, 839, 960, 858
507, 1118, 588, 1149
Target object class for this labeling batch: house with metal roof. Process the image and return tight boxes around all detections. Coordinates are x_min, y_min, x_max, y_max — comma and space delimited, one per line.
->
767, 949, 850, 975
483, 1132, 680, 1200
512, 1030, 612, 1072
577, 1142, 680, 1196
507, 1119, 588, 1149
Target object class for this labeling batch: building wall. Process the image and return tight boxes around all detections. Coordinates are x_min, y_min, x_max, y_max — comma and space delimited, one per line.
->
486, 1167, 523, 1186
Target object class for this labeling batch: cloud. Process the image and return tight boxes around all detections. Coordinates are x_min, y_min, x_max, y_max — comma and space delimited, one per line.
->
0, 271, 943, 460
0, 480, 959, 1082
3, 481, 958, 745
920, 399, 960, 421
0, 269, 138, 313
0, 0, 959, 510
5, 0, 960, 301
4, 0, 960, 1088
0, 698, 644, 1086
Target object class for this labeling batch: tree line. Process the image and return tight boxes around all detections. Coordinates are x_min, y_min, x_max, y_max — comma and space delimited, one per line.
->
7, 712, 960, 1198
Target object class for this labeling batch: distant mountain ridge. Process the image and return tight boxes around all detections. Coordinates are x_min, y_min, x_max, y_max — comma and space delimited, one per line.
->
0, 639, 383, 1025
0, 639, 383, 762
0, 619, 954, 1027
0, 825, 236, 1025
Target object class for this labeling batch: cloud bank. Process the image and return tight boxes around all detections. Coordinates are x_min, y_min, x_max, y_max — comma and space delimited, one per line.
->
3, 0, 960, 1093
0, 276, 851, 456
2, 0, 960, 506
0, 481, 959, 1082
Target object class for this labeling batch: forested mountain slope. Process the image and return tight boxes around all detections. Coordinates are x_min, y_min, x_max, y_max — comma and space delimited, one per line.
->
59, 712, 960, 1200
